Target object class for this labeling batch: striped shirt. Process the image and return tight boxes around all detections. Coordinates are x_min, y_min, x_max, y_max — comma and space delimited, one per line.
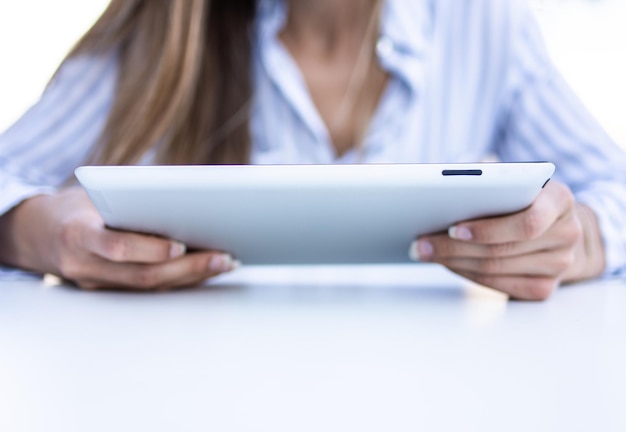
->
1, 0, 626, 277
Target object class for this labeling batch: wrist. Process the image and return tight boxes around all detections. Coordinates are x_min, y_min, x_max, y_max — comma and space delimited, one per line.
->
565, 204, 606, 283
0, 194, 54, 272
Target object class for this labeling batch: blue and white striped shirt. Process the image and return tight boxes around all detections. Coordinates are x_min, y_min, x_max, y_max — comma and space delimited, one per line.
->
1, 0, 626, 276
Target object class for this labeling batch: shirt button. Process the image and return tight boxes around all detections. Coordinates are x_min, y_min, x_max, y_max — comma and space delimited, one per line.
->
376, 35, 395, 58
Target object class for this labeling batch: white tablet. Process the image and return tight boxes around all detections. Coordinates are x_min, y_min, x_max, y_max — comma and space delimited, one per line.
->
75, 163, 555, 265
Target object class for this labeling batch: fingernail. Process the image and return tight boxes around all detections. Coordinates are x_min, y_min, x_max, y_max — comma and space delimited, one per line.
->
409, 241, 420, 261
209, 254, 236, 273
449, 225, 472, 241
417, 240, 434, 261
169, 241, 187, 258
409, 240, 434, 262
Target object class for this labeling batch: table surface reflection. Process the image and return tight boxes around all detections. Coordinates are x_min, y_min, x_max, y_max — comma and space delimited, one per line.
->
1, 264, 624, 432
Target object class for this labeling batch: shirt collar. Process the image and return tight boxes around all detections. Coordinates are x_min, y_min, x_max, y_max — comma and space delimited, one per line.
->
256, 0, 434, 95
379, 0, 433, 58
377, 0, 434, 96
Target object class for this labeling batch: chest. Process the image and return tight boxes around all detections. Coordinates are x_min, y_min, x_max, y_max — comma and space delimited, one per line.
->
251, 31, 499, 165
281, 42, 390, 158
312, 62, 388, 158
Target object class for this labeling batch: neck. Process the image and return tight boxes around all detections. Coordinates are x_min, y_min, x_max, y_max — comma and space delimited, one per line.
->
283, 0, 380, 55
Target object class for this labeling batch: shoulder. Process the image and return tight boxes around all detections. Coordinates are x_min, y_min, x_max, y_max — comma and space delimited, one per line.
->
385, 0, 528, 54
429, 0, 520, 40
422, 0, 541, 78
48, 51, 119, 93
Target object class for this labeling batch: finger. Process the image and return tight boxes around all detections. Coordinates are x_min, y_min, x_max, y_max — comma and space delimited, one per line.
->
448, 181, 575, 245
413, 235, 549, 261
414, 213, 581, 260
83, 222, 187, 264
436, 248, 575, 278
75, 252, 239, 291
452, 269, 560, 301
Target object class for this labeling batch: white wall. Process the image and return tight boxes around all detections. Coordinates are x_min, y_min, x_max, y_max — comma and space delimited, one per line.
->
0, 1, 109, 130
532, 0, 626, 148
0, 0, 625, 148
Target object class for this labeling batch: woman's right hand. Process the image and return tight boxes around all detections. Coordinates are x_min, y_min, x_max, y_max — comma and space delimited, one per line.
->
0, 187, 238, 291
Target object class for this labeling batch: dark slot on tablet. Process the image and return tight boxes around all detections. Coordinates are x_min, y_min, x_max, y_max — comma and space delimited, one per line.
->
442, 169, 483, 176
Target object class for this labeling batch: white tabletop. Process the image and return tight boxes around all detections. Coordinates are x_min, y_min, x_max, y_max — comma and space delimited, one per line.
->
1, 264, 625, 432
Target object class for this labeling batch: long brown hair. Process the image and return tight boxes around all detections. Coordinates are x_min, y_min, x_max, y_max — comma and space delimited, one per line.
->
65, 0, 256, 166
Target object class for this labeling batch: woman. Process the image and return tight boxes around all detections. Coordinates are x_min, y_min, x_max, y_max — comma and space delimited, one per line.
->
0, 0, 624, 299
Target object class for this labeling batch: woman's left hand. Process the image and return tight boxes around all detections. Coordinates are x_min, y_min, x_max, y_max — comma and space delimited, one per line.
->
410, 181, 606, 301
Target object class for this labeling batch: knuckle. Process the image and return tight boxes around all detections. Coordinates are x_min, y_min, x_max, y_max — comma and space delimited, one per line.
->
487, 242, 515, 257
521, 208, 544, 239
191, 256, 210, 275
470, 224, 490, 242
59, 218, 81, 249
479, 258, 501, 274
134, 267, 160, 289
526, 279, 558, 301
554, 255, 569, 274
557, 251, 576, 273
77, 280, 99, 291
559, 184, 576, 208
102, 235, 129, 261
433, 239, 455, 258
57, 256, 82, 281
566, 217, 584, 245
476, 275, 497, 290
474, 275, 509, 295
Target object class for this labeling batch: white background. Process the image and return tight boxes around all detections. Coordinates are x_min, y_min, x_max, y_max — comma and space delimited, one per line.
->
0, 0, 625, 148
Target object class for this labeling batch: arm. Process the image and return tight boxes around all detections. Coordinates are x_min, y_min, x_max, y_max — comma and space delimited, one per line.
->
495, 0, 626, 279
0, 54, 118, 217
0, 54, 236, 289
410, 0, 626, 300
412, 181, 605, 300
0, 188, 237, 290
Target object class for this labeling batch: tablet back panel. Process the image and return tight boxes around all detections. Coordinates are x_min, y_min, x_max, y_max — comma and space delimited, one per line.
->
75, 163, 555, 264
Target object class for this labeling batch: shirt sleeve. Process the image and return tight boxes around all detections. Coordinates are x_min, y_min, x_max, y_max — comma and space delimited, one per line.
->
495, 0, 626, 277
0, 52, 118, 216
